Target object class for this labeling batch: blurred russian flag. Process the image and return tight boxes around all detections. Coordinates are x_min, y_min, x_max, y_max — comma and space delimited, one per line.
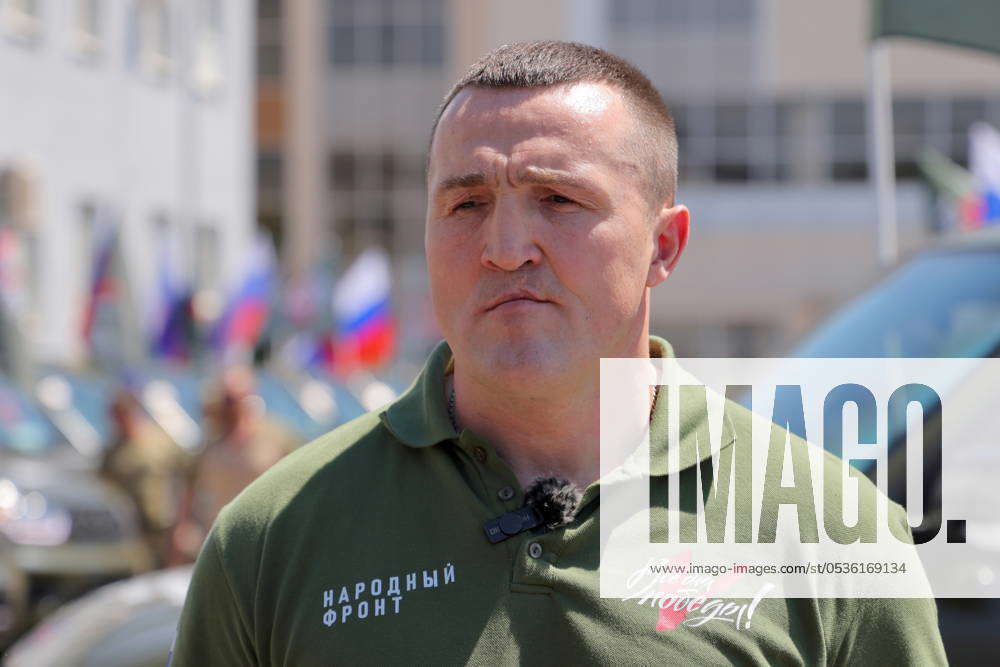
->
80, 225, 118, 345
212, 234, 277, 360
331, 248, 395, 376
148, 234, 194, 362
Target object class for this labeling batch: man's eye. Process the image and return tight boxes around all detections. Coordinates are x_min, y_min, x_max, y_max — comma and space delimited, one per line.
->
546, 194, 576, 205
454, 200, 478, 211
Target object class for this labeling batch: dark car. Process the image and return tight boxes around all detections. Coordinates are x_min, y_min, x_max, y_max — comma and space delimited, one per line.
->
136, 366, 367, 449
131, 368, 206, 455
0, 378, 152, 646
31, 371, 114, 466
259, 370, 367, 443
0, 542, 28, 651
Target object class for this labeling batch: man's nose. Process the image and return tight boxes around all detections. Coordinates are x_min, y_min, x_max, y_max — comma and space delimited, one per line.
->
480, 197, 543, 272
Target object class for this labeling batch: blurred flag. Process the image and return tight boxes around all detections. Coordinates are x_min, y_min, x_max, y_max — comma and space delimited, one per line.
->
920, 124, 1000, 233
80, 224, 118, 345
212, 233, 277, 359
331, 248, 395, 375
970, 122, 1000, 226
281, 329, 336, 374
871, 0, 1000, 55
149, 239, 195, 362
279, 268, 330, 369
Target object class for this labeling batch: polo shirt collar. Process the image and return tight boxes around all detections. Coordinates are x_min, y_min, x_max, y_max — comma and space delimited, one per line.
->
378, 335, 728, 473
379, 339, 458, 448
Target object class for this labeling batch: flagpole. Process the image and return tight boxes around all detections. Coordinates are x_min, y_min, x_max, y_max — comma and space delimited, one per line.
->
867, 40, 898, 267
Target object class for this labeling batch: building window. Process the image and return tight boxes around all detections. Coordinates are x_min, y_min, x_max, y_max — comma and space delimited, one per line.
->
191, 0, 224, 94
257, 40, 282, 77
892, 98, 925, 181
608, 0, 758, 100
830, 99, 867, 181
257, 0, 282, 78
329, 151, 356, 190
951, 98, 988, 165
671, 93, 1000, 185
824, 94, 1000, 181
674, 99, 794, 184
329, 148, 426, 255
329, 149, 424, 192
610, 0, 755, 31
127, 0, 171, 78
71, 0, 101, 57
257, 152, 283, 215
329, 0, 445, 67
258, 152, 283, 190
2, 0, 42, 42
259, 0, 280, 22
0, 169, 40, 320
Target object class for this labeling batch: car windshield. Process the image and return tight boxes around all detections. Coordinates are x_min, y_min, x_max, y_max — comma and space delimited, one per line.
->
0, 379, 61, 455
256, 374, 329, 442
794, 249, 1000, 358
56, 373, 113, 443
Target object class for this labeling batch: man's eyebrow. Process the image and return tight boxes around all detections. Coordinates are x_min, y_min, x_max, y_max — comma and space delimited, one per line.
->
516, 166, 597, 190
433, 172, 488, 194
432, 167, 600, 195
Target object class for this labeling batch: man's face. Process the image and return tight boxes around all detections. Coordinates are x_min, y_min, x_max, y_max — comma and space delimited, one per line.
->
425, 82, 687, 385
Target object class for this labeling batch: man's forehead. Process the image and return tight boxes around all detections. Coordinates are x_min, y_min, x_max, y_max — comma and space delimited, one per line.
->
430, 81, 637, 180
442, 81, 625, 127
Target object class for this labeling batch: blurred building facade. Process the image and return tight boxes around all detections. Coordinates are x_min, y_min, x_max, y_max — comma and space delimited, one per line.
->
0, 0, 254, 370
259, 0, 1000, 358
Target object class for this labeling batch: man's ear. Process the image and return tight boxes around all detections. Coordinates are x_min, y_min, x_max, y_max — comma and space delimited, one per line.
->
647, 204, 690, 288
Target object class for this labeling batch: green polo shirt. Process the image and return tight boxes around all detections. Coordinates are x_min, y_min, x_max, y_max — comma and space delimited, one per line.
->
171, 336, 946, 666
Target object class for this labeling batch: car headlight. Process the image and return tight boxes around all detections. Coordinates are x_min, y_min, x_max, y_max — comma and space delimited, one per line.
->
0, 478, 71, 547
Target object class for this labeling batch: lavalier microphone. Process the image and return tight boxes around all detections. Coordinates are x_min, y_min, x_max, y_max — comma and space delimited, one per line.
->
483, 476, 580, 544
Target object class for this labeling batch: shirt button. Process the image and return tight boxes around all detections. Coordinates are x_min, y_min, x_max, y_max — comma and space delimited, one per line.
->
528, 542, 543, 559
473, 446, 487, 463
497, 486, 514, 501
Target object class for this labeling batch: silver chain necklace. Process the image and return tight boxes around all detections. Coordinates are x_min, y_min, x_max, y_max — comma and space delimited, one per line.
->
447, 386, 458, 430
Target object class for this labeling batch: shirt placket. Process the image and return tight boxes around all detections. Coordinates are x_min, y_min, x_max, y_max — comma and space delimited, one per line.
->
453, 429, 588, 592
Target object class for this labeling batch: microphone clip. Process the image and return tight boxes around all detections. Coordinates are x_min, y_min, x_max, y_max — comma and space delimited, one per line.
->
483, 506, 544, 544
482, 476, 581, 544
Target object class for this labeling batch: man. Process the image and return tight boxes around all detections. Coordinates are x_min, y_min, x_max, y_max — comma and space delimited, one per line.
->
169, 365, 297, 565
101, 385, 186, 567
171, 42, 945, 664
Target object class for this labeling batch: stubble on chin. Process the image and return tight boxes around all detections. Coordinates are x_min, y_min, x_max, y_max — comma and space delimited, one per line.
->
478, 331, 568, 379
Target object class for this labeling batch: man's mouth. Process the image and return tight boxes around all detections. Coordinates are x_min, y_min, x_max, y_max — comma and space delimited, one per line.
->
483, 290, 551, 312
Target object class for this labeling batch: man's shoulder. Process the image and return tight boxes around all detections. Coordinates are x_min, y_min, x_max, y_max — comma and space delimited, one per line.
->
210, 409, 401, 551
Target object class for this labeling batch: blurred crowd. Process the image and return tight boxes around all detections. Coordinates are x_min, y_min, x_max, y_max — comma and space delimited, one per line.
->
0, 360, 387, 657
100, 366, 298, 568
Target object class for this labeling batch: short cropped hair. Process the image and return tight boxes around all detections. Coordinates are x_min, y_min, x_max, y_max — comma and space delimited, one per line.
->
429, 40, 678, 210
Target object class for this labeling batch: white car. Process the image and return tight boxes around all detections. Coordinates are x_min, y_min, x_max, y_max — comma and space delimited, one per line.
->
4, 566, 191, 667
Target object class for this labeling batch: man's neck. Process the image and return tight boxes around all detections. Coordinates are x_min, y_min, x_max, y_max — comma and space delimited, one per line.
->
446, 337, 655, 490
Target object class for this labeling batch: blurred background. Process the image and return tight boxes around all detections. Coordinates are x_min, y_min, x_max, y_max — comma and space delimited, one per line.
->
0, 0, 999, 664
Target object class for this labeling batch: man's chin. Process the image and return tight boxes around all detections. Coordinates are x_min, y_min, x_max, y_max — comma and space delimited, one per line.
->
476, 336, 569, 377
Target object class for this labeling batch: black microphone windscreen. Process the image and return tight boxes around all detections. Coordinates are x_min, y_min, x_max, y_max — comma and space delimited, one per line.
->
524, 476, 580, 530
